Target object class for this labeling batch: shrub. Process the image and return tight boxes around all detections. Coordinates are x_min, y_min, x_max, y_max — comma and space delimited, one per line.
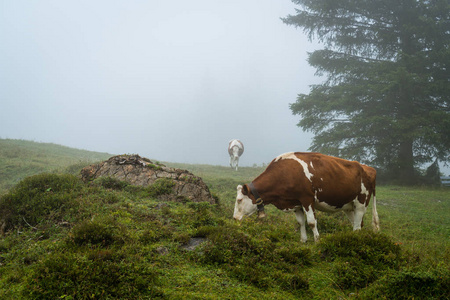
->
274, 246, 312, 266
275, 271, 310, 292
139, 219, 172, 243
316, 211, 350, 234
24, 251, 162, 299
146, 178, 175, 198
318, 230, 404, 269
197, 222, 311, 293
363, 268, 450, 299
318, 230, 405, 290
331, 258, 377, 289
0, 174, 82, 231
69, 217, 126, 247
93, 176, 129, 190
187, 202, 219, 228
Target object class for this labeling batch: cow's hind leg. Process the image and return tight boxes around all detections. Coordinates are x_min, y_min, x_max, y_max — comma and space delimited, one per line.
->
294, 208, 308, 243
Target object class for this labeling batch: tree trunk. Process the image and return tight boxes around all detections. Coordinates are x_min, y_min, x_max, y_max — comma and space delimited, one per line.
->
397, 139, 416, 185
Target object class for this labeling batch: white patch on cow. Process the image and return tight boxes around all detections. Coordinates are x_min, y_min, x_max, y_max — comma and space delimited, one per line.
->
310, 161, 314, 169
313, 196, 354, 213
275, 152, 314, 182
352, 198, 367, 230
294, 208, 308, 243
303, 205, 319, 241
320, 178, 323, 181
361, 181, 369, 199
282, 207, 301, 212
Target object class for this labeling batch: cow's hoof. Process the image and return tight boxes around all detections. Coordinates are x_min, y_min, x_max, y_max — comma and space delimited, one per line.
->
257, 211, 266, 218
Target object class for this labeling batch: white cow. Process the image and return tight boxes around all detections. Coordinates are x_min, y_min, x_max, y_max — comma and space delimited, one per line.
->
228, 139, 244, 171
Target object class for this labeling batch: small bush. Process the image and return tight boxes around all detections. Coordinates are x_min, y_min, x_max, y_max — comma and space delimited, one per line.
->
138, 218, 172, 243
332, 258, 377, 289
316, 211, 349, 234
197, 222, 311, 293
187, 202, 219, 228
24, 251, 162, 299
318, 230, 405, 290
275, 271, 309, 292
69, 217, 125, 247
200, 224, 256, 265
146, 178, 175, 198
0, 174, 82, 231
274, 246, 312, 266
93, 176, 129, 190
318, 230, 404, 269
363, 269, 450, 299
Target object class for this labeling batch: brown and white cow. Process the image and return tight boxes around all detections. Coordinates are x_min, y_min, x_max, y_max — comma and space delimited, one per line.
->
228, 139, 244, 171
233, 152, 380, 242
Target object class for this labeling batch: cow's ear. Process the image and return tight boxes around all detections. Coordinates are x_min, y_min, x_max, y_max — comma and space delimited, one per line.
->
242, 184, 250, 196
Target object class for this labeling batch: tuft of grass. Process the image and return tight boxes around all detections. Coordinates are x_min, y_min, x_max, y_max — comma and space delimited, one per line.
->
146, 178, 176, 198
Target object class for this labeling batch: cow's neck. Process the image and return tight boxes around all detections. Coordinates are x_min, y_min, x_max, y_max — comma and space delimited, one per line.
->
252, 176, 278, 205
253, 171, 301, 210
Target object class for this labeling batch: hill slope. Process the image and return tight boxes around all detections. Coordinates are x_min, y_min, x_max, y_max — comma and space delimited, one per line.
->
0, 139, 448, 299
0, 139, 112, 193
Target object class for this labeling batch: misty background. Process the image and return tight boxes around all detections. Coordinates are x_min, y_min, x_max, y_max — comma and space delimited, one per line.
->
0, 0, 324, 167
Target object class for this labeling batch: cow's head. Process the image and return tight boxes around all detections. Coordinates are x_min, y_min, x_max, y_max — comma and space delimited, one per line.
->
233, 184, 258, 220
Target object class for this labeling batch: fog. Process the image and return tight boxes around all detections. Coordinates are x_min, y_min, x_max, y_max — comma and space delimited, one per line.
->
0, 0, 321, 166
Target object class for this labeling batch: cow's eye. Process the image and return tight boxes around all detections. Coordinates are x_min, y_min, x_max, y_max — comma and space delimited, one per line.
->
237, 198, 243, 203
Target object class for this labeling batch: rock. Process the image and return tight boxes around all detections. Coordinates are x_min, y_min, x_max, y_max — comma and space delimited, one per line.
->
181, 237, 207, 251
80, 154, 216, 204
156, 246, 169, 255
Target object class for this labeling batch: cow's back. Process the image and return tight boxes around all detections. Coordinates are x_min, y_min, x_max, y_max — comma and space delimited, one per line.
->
299, 153, 365, 206
256, 152, 367, 209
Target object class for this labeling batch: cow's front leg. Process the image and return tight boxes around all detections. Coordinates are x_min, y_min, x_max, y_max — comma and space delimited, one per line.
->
235, 157, 239, 171
294, 208, 308, 243
344, 210, 355, 226
352, 198, 367, 230
303, 204, 320, 242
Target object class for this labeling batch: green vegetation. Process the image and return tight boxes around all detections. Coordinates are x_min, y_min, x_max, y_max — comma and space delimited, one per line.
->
0, 139, 111, 193
283, 0, 450, 185
0, 141, 449, 299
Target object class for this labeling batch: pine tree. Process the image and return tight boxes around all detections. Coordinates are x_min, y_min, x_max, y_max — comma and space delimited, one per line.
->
283, 0, 450, 184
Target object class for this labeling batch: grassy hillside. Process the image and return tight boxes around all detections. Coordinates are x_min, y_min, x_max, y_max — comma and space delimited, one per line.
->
0, 141, 449, 299
0, 139, 112, 193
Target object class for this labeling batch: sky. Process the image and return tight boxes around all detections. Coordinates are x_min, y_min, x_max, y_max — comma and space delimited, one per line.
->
0, 0, 323, 167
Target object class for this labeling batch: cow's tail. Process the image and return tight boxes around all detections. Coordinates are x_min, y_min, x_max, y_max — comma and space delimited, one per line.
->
372, 190, 380, 232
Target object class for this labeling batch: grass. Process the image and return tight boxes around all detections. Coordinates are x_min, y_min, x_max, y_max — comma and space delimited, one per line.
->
0, 139, 111, 193
0, 140, 449, 299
